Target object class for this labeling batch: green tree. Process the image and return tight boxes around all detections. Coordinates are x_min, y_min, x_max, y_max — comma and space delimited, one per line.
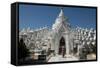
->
18, 38, 30, 60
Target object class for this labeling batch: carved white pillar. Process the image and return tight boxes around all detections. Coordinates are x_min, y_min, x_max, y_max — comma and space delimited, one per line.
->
65, 33, 70, 56
54, 36, 59, 55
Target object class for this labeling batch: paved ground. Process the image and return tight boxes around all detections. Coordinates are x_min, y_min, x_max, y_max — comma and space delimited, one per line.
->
87, 54, 96, 60
48, 55, 79, 62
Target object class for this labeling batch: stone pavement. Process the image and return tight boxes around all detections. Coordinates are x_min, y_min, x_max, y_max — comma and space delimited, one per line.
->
48, 54, 79, 62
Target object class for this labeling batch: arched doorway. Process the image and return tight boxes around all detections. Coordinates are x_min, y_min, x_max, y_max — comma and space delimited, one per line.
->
58, 37, 66, 55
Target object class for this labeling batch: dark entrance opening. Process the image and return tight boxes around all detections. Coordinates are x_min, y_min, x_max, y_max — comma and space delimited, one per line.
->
73, 43, 78, 54
59, 37, 66, 55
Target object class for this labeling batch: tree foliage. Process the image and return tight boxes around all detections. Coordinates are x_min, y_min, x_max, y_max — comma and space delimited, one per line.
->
18, 38, 30, 60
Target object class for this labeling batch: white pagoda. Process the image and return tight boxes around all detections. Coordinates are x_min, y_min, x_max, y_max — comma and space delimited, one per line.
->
19, 8, 96, 61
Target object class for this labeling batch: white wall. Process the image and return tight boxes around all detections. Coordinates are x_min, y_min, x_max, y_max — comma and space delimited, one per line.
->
0, 0, 99, 68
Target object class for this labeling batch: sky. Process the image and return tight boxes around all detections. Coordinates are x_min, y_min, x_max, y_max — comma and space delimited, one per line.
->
19, 4, 96, 30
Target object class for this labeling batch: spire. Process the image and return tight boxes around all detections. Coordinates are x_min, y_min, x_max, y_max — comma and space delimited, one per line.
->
52, 8, 70, 31
52, 8, 65, 30
58, 8, 64, 17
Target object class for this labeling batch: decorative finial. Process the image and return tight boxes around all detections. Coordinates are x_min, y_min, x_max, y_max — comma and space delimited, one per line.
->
61, 7, 63, 10
58, 7, 64, 17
